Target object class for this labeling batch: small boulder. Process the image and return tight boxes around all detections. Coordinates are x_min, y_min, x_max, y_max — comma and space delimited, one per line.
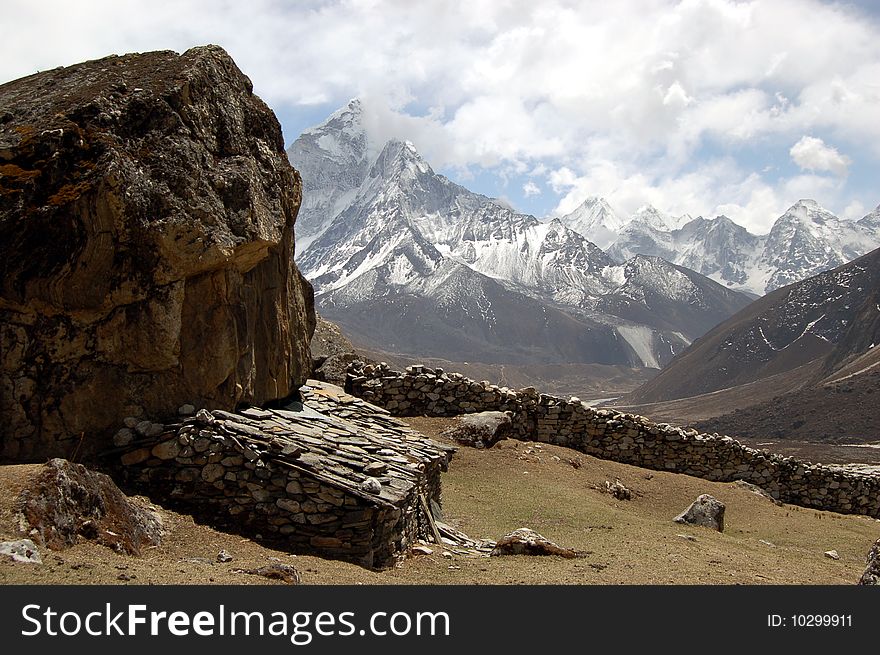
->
490, 528, 579, 558
440, 411, 513, 449
858, 538, 880, 585
673, 494, 725, 532
0, 539, 42, 564
605, 479, 632, 500
824, 550, 840, 561
217, 549, 233, 563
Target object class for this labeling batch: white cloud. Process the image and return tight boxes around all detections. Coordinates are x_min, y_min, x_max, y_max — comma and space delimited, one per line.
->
522, 181, 541, 197
789, 136, 851, 176
2, 0, 879, 221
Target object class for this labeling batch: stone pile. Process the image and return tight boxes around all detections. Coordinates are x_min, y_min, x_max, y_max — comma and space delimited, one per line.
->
115, 380, 454, 569
346, 362, 880, 519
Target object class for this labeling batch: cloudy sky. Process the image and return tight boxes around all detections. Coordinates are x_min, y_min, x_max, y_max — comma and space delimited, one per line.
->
3, 0, 879, 232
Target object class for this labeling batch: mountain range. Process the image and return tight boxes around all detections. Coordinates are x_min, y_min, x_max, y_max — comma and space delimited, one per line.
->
561, 197, 880, 296
288, 99, 879, 374
288, 100, 751, 368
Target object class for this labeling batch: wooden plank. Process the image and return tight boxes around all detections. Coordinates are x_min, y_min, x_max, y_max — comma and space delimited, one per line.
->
419, 493, 444, 546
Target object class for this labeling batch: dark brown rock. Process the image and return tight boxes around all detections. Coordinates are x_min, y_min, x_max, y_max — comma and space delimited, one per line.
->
15, 458, 162, 555
310, 315, 362, 385
0, 46, 315, 460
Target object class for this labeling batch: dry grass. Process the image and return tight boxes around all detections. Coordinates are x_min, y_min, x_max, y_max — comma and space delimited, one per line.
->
1, 417, 877, 585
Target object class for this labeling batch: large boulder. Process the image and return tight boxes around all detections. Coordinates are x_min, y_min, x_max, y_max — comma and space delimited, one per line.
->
0, 46, 315, 460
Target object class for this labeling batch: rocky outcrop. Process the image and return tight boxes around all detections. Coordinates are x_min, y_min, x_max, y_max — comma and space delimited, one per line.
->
310, 314, 361, 385
0, 46, 315, 460
15, 458, 163, 554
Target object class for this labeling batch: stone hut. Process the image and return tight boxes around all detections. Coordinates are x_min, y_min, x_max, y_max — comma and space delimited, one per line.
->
115, 381, 453, 569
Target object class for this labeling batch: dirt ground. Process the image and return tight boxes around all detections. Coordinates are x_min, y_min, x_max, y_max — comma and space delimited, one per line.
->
1, 417, 878, 585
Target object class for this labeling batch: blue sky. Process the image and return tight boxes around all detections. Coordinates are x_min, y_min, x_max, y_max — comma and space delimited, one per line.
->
3, 0, 880, 232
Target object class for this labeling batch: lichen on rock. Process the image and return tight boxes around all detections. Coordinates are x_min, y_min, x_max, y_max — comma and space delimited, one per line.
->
0, 45, 315, 460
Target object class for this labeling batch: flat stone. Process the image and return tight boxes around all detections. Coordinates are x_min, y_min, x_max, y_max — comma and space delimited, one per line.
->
151, 439, 181, 460
0, 539, 42, 564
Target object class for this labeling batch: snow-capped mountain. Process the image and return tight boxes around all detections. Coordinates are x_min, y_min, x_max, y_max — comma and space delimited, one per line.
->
759, 199, 878, 291
287, 99, 378, 254
557, 197, 627, 249
288, 101, 751, 369
595, 198, 880, 296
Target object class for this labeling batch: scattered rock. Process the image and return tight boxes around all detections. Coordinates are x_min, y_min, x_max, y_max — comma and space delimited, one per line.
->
117, 573, 135, 581
178, 404, 196, 416
234, 564, 301, 585
673, 494, 725, 532
0, 539, 42, 564
568, 457, 582, 469
217, 549, 233, 563
490, 528, 579, 558
759, 539, 776, 548
441, 551, 453, 559
604, 479, 632, 500
411, 545, 434, 556
676, 534, 698, 542
824, 550, 840, 561
14, 458, 163, 555
858, 538, 880, 585
440, 411, 513, 449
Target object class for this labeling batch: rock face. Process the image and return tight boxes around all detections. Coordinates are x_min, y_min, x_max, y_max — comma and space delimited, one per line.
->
0, 46, 315, 460
15, 458, 163, 555
673, 494, 725, 532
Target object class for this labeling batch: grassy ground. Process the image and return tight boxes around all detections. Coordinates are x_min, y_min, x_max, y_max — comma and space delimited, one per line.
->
1, 417, 877, 585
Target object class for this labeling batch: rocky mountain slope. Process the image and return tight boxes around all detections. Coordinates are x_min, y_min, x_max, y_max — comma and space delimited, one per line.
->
626, 247, 880, 440
288, 102, 750, 368
575, 197, 880, 296
0, 46, 315, 461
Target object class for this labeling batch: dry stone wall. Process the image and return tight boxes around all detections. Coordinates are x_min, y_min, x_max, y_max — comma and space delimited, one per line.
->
114, 380, 454, 569
346, 361, 880, 519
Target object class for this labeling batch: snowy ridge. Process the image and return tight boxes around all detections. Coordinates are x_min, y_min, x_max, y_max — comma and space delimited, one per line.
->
577, 198, 880, 296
